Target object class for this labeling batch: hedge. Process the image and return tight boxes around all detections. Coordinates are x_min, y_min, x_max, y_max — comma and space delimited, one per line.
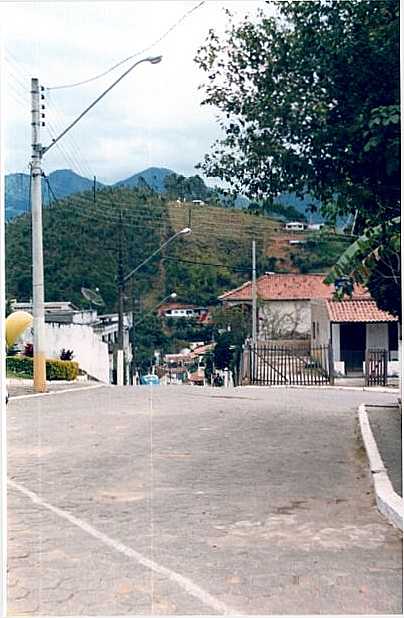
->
6, 356, 79, 381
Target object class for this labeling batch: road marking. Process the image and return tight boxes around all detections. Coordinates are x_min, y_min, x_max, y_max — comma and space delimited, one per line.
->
9, 384, 107, 401
8, 479, 239, 615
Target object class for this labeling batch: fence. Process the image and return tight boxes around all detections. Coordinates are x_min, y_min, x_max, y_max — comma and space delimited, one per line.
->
240, 341, 333, 386
365, 349, 387, 386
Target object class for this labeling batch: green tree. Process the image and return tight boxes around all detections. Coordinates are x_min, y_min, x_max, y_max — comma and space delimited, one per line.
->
195, 0, 399, 313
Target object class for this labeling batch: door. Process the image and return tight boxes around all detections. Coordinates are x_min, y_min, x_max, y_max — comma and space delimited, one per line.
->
340, 323, 366, 373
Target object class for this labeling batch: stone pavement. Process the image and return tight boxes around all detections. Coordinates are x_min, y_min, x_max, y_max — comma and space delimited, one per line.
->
367, 405, 402, 497
7, 385, 403, 615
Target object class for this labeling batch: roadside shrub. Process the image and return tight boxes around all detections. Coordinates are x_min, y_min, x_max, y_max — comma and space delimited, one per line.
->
60, 348, 74, 361
6, 356, 79, 381
46, 360, 79, 381
6, 355, 33, 377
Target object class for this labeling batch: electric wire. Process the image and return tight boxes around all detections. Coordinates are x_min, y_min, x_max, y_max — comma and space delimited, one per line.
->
162, 256, 252, 271
45, 91, 95, 179
46, 1, 206, 91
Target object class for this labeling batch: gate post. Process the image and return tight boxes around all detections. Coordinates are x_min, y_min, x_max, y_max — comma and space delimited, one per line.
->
328, 343, 335, 385
383, 349, 388, 386
365, 349, 369, 386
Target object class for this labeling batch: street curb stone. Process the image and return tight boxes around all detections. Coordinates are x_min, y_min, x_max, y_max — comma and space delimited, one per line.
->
358, 403, 403, 531
9, 383, 108, 401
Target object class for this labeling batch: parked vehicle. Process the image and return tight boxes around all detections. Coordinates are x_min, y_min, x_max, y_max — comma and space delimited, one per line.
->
140, 374, 160, 385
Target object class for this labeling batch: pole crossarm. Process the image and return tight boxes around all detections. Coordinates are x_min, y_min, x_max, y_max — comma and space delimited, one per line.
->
42, 56, 162, 156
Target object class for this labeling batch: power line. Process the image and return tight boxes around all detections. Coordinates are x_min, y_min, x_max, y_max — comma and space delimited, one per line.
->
162, 256, 251, 271
46, 1, 206, 91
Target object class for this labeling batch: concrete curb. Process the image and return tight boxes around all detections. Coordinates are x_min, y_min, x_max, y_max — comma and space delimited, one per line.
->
241, 385, 399, 394
358, 403, 403, 531
9, 383, 109, 401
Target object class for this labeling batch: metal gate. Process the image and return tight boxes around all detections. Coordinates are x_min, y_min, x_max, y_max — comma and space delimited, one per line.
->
365, 349, 387, 386
241, 342, 334, 386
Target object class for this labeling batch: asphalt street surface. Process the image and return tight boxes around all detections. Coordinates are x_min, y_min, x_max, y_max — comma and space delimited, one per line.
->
7, 385, 403, 615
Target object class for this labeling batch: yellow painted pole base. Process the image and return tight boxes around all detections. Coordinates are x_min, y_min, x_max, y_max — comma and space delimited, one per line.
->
33, 353, 47, 393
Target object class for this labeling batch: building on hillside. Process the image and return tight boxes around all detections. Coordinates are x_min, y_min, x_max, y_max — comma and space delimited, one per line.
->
307, 223, 325, 231
284, 221, 306, 231
158, 302, 211, 322
311, 297, 400, 376
219, 273, 368, 340
163, 343, 214, 385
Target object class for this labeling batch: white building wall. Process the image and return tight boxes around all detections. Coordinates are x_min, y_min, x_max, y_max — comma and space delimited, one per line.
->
366, 323, 388, 350
22, 323, 110, 383
259, 300, 311, 338
331, 324, 341, 362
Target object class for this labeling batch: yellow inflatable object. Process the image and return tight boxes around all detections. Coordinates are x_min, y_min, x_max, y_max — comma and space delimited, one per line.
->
6, 311, 33, 348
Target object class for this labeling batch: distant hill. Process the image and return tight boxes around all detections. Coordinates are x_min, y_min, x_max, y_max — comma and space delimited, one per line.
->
5, 185, 351, 313
5, 166, 338, 225
5, 170, 104, 220
5, 166, 251, 220
114, 167, 175, 192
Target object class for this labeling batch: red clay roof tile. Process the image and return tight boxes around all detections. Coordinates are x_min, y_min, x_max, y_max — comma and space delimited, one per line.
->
219, 273, 368, 302
326, 299, 397, 323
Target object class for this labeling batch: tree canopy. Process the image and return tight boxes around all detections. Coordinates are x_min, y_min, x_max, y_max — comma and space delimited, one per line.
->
195, 0, 399, 227
195, 0, 400, 316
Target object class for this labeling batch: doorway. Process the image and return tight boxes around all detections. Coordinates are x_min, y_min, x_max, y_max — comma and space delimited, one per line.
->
340, 323, 366, 373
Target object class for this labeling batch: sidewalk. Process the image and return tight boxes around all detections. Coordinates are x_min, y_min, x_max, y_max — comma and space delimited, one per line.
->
358, 402, 403, 530
6, 376, 102, 398
366, 405, 402, 497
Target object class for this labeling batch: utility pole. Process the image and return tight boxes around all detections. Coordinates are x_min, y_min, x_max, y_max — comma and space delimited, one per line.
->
31, 78, 47, 392
252, 239, 257, 343
117, 207, 125, 386
29, 56, 162, 391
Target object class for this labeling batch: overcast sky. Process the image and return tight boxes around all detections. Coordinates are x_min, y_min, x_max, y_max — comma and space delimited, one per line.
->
2, 0, 266, 185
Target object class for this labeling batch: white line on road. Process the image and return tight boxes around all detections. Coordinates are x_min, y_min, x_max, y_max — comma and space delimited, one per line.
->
8, 478, 240, 616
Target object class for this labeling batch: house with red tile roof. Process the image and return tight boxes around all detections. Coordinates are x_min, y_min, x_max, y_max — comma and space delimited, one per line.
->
311, 297, 399, 376
219, 272, 368, 340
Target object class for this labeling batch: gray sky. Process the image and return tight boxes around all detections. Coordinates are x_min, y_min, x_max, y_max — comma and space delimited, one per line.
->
3, 0, 265, 185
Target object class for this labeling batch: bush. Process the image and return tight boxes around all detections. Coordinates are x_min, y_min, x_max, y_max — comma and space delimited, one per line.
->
6, 356, 79, 381
60, 348, 74, 361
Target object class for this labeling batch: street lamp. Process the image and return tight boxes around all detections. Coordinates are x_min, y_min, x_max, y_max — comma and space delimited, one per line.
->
117, 228, 191, 386
133, 292, 177, 327
123, 228, 191, 283
30, 55, 162, 392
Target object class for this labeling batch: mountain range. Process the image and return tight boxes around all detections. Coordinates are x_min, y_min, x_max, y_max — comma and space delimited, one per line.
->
5, 167, 177, 220
5, 166, 327, 224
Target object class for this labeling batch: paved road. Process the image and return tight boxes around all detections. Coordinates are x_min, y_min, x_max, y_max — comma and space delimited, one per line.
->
7, 385, 402, 615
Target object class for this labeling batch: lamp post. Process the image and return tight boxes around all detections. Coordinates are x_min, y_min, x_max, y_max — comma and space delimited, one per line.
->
133, 292, 177, 328
30, 55, 162, 393
117, 227, 191, 385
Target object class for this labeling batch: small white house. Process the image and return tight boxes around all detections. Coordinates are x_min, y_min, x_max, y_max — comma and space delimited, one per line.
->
311, 297, 399, 376
192, 199, 205, 205
284, 221, 306, 231
165, 308, 197, 318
